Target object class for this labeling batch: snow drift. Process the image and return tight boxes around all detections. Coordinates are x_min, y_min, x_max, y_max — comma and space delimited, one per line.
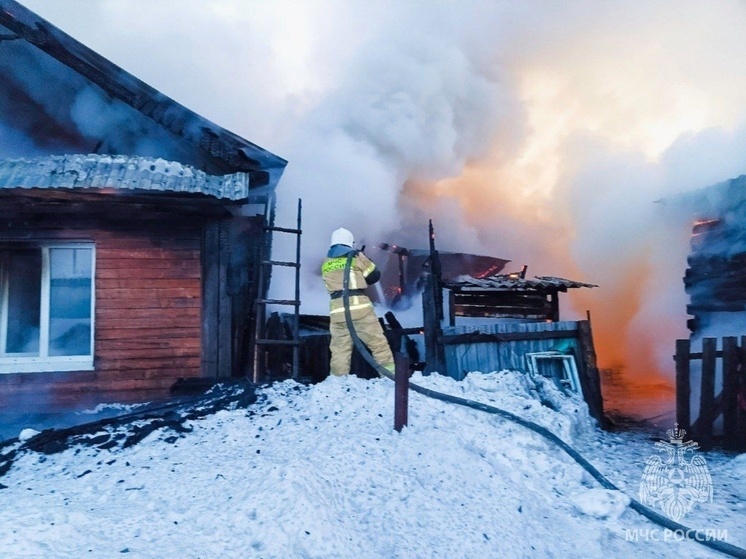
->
0, 370, 741, 558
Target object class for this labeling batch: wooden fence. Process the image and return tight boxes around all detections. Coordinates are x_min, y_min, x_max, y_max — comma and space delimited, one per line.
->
675, 336, 746, 451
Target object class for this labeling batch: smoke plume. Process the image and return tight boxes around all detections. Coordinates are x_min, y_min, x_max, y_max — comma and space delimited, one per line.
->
17, 0, 746, 391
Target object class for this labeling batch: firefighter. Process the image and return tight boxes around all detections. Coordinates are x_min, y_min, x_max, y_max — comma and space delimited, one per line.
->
321, 227, 395, 377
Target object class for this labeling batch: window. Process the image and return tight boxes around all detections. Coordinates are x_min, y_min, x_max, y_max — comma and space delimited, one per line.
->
526, 351, 581, 393
0, 243, 95, 373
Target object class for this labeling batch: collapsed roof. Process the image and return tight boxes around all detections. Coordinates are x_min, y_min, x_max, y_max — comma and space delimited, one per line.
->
445, 274, 598, 292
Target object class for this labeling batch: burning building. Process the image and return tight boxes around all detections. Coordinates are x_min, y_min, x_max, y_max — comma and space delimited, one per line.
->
0, 0, 286, 409
276, 221, 606, 423
366, 242, 510, 310
670, 174, 746, 450
682, 175, 746, 338
421, 245, 604, 422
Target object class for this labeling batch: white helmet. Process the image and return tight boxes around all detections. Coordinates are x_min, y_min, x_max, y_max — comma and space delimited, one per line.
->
330, 227, 354, 247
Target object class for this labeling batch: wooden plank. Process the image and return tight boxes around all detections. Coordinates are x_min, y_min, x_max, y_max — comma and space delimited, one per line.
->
698, 337, 717, 449
95, 307, 200, 320
217, 218, 232, 378
454, 297, 551, 308
96, 323, 201, 335
95, 237, 201, 250
96, 297, 200, 309
576, 319, 603, 423
95, 356, 202, 371
550, 292, 560, 322
96, 278, 200, 290
453, 299, 550, 310
722, 337, 739, 450
439, 329, 579, 345
97, 248, 201, 260
0, 229, 197, 247
96, 267, 200, 280
95, 288, 199, 299
453, 306, 551, 318
448, 290, 456, 327
740, 336, 746, 451
422, 267, 445, 375
96, 328, 200, 346
94, 347, 200, 360
92, 225, 200, 236
394, 352, 410, 432
202, 220, 220, 377
733, 336, 746, 452
96, 258, 201, 270
675, 338, 691, 433
96, 355, 201, 376
93, 324, 203, 339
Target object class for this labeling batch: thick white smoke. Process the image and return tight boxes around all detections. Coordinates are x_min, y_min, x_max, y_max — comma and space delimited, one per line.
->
17, 0, 746, 384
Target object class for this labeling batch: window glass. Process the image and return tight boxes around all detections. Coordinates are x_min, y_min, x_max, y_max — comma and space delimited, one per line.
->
5, 249, 42, 354
49, 247, 92, 356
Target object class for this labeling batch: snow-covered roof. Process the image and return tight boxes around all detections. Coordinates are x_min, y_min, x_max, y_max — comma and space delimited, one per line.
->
0, 154, 250, 201
446, 274, 598, 292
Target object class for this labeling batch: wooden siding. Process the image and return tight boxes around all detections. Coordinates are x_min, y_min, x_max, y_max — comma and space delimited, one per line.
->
440, 320, 605, 422
441, 321, 582, 379
0, 218, 203, 409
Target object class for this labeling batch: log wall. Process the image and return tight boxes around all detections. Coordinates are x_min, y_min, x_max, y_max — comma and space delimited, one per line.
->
0, 217, 203, 409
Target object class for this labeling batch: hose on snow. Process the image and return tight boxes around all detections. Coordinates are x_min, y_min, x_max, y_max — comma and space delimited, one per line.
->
341, 252, 746, 559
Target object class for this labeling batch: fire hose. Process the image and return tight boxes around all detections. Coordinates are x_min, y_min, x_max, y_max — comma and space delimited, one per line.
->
341, 252, 746, 559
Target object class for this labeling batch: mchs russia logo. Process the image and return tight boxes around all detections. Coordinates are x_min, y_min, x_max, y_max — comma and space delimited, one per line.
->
639, 425, 713, 522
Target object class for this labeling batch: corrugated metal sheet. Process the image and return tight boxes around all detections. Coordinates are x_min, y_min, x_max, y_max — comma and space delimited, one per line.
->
445, 274, 597, 291
0, 154, 250, 201
442, 321, 581, 380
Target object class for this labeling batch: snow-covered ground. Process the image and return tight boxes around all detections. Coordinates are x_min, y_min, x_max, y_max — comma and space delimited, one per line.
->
1, 371, 743, 559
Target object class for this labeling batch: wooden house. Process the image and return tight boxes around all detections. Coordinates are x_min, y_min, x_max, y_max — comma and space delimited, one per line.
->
670, 174, 746, 450
680, 175, 746, 337
0, 1, 287, 409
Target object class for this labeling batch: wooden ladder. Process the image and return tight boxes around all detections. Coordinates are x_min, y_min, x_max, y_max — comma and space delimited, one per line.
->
252, 199, 302, 383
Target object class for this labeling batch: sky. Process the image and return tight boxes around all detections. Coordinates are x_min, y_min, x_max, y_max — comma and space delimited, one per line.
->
17, 0, 746, 385
1, 371, 743, 558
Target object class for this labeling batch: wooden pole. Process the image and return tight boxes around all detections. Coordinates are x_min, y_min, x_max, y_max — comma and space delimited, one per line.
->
674, 338, 691, 434
423, 219, 445, 375
448, 291, 456, 327
576, 319, 604, 423
550, 291, 559, 322
739, 336, 746, 451
722, 336, 739, 450
394, 352, 409, 432
698, 337, 717, 450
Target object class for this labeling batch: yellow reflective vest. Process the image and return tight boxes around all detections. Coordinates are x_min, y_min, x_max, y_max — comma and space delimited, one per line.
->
321, 251, 378, 323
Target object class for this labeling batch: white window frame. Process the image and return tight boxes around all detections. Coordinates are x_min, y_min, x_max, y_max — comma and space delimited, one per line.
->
526, 351, 581, 393
0, 242, 95, 373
